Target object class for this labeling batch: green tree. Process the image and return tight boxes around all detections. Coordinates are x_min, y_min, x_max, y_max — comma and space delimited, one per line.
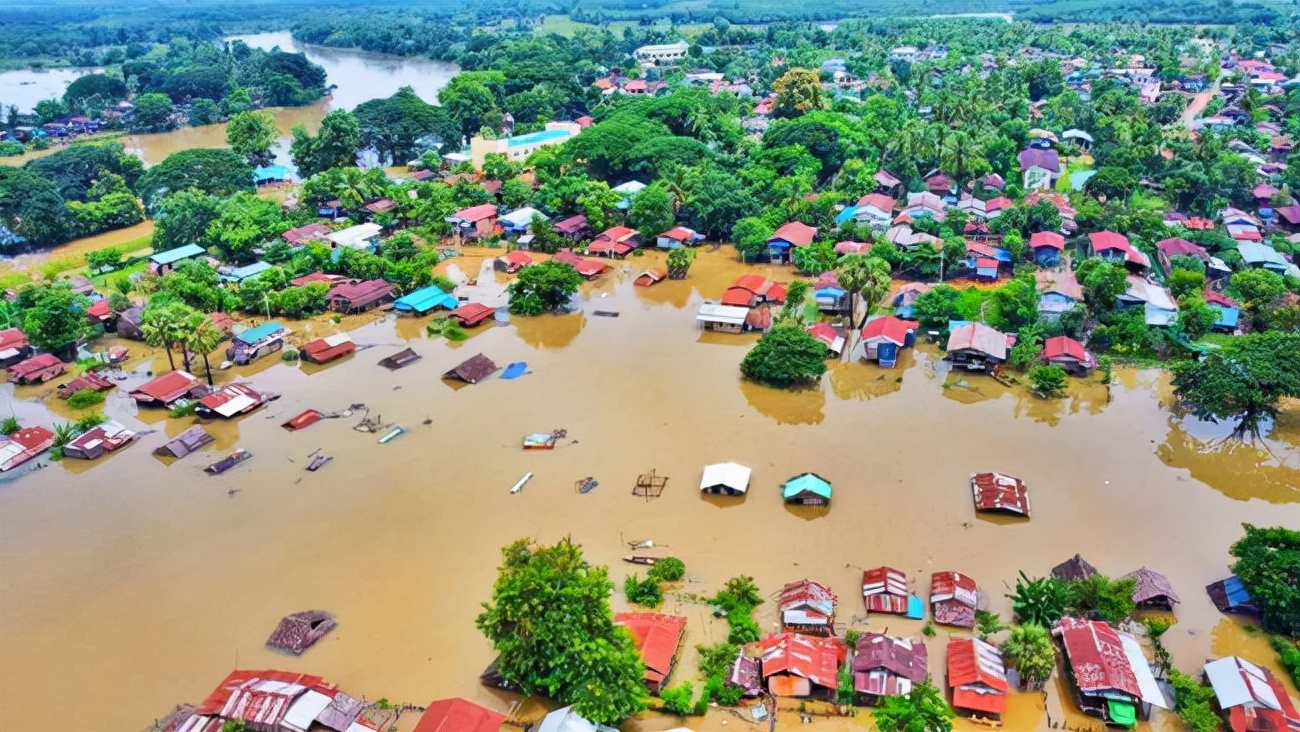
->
132, 92, 175, 132
1176, 297, 1216, 341
838, 255, 892, 329
730, 217, 773, 263
1077, 259, 1130, 312
140, 301, 197, 372
1084, 166, 1138, 201
136, 149, 254, 213
153, 189, 223, 251
507, 260, 583, 315
1168, 269, 1206, 300
792, 241, 837, 276
225, 111, 279, 167
63, 74, 127, 110
1066, 574, 1137, 623
659, 682, 695, 716
204, 192, 289, 263
183, 311, 227, 386
772, 68, 823, 117
1168, 670, 1222, 732
86, 247, 124, 275
628, 181, 674, 239
647, 557, 685, 582
1170, 332, 1300, 437
1007, 572, 1069, 628
1028, 365, 1068, 397
289, 110, 361, 177
0, 168, 69, 247
740, 323, 828, 387
20, 283, 90, 356
1229, 268, 1287, 328
438, 71, 504, 143
475, 538, 647, 725
624, 573, 663, 607
872, 678, 954, 732
1230, 524, 1300, 636
1000, 624, 1055, 690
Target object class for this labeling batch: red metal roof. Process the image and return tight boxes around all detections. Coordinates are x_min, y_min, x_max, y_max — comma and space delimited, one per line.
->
553, 249, 583, 266
574, 259, 609, 277
327, 278, 393, 305
946, 323, 1007, 359
282, 223, 331, 246
86, 299, 112, 319
449, 302, 496, 326
453, 203, 498, 223
588, 237, 637, 256
130, 370, 200, 404
860, 316, 918, 346
985, 196, 1013, 211
1157, 237, 1207, 259
554, 215, 588, 235
1204, 289, 1236, 307
660, 226, 697, 242
11, 425, 54, 451
852, 633, 928, 697
197, 383, 268, 417
0, 327, 27, 351
504, 250, 533, 267
1052, 618, 1141, 699
8, 353, 63, 379
970, 472, 1030, 516
931, 571, 978, 627
413, 698, 505, 732
964, 240, 999, 258
1089, 231, 1130, 251
616, 612, 686, 687
857, 194, 896, 212
834, 241, 871, 254
1043, 335, 1090, 362
771, 222, 817, 247
947, 637, 1008, 716
806, 323, 838, 348
365, 198, 396, 213
1029, 231, 1065, 250
862, 566, 911, 614
760, 632, 845, 688
778, 579, 837, 621
597, 226, 638, 242
301, 334, 355, 364
975, 257, 999, 270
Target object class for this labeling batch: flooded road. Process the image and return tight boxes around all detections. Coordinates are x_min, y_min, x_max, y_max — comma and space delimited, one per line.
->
0, 247, 1296, 731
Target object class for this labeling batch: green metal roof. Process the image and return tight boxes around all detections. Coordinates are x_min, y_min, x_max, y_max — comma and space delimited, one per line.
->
782, 472, 832, 500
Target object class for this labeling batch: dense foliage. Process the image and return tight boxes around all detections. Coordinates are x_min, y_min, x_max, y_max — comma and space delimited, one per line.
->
740, 323, 827, 387
1230, 524, 1300, 637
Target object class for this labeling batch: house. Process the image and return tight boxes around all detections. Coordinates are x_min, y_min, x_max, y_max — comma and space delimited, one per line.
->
63, 420, 137, 460
1238, 241, 1300, 277
946, 323, 1008, 371
721, 275, 787, 307
612, 180, 647, 209
282, 223, 331, 247
170, 669, 372, 732
588, 226, 640, 258
925, 172, 955, 196
394, 285, 457, 315
552, 249, 609, 279
806, 323, 845, 356
958, 196, 987, 221
448, 302, 497, 328
149, 243, 206, 275
1205, 576, 1258, 616
1052, 554, 1098, 582
633, 268, 667, 287
499, 207, 545, 235
497, 250, 532, 274
444, 353, 498, 384
1052, 617, 1168, 726
300, 333, 356, 365
700, 461, 751, 495
1062, 128, 1094, 149
862, 566, 923, 617
1156, 237, 1210, 273
1120, 277, 1179, 327
1089, 232, 1150, 273
697, 303, 752, 333
1125, 567, 1180, 611
0, 327, 30, 367
56, 371, 115, 399
227, 322, 289, 365
378, 347, 421, 370
728, 650, 764, 697
7, 353, 65, 384
891, 283, 930, 319
447, 204, 500, 240
412, 698, 505, 732
327, 223, 383, 250
855, 194, 897, 229
1042, 336, 1096, 375
778, 580, 837, 636
291, 272, 352, 288
536, 706, 617, 732
970, 472, 1031, 517
1019, 148, 1062, 189
931, 571, 978, 627
657, 226, 703, 248
874, 169, 903, 195
852, 633, 928, 705
635, 41, 689, 65
325, 279, 393, 314
767, 222, 817, 264
1029, 231, 1066, 266
947, 637, 1009, 721
219, 261, 274, 285
858, 316, 918, 367
253, 164, 291, 185
615, 613, 687, 693
86, 299, 115, 330
553, 215, 590, 239
812, 271, 849, 313
130, 370, 202, 407
0, 426, 55, 471
1204, 656, 1300, 732
468, 122, 581, 169
1211, 304, 1241, 333
782, 472, 832, 506
195, 383, 274, 419
760, 632, 846, 699
1274, 205, 1300, 233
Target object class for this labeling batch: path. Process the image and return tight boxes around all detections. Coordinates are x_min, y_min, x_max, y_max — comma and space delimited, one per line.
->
1180, 73, 1224, 129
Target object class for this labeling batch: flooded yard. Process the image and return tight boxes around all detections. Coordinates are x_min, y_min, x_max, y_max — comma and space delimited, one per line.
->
0, 248, 1295, 731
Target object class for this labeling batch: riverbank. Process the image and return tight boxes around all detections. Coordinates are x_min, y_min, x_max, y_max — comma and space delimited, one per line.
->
0, 247, 1294, 732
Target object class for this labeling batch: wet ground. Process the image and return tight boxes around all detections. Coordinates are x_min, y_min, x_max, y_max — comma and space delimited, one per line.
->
0, 247, 1295, 732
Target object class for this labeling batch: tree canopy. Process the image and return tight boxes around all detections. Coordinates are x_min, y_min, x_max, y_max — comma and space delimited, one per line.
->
740, 323, 828, 387
1230, 524, 1300, 636
136, 148, 254, 212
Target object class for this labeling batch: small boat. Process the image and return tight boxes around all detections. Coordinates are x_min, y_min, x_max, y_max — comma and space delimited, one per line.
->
523, 432, 557, 450
283, 409, 324, 431
576, 476, 598, 494
622, 555, 659, 566
306, 454, 332, 472
510, 472, 533, 494
378, 425, 405, 444
205, 449, 252, 475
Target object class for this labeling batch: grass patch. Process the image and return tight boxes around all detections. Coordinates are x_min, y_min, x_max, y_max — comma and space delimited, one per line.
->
66, 389, 107, 409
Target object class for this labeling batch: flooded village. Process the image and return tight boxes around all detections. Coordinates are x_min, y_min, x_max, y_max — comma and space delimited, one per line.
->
1, 10, 1299, 732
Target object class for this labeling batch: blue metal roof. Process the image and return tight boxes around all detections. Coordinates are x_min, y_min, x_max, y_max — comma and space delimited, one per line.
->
1221, 576, 1252, 607
393, 285, 457, 314
221, 261, 274, 283
835, 206, 859, 225
235, 321, 286, 345
150, 243, 205, 265
814, 287, 846, 300
1212, 305, 1240, 328
253, 164, 291, 183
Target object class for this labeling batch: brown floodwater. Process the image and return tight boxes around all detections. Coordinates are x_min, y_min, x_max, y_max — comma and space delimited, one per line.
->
0, 247, 1296, 732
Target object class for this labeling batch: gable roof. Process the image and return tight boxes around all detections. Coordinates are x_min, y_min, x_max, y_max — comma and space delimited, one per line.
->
130, 370, 200, 403
1018, 148, 1061, 173
857, 193, 897, 212
1043, 335, 1090, 362
779, 580, 836, 627
413, 698, 505, 732
700, 461, 751, 492
150, 243, 205, 265
1052, 617, 1166, 710
770, 222, 817, 247
970, 472, 1031, 516
1204, 656, 1299, 723
853, 633, 928, 697
1157, 237, 1208, 260
452, 204, 498, 223
760, 632, 844, 688
234, 322, 286, 346
394, 285, 457, 314
444, 353, 498, 384
782, 472, 832, 500
860, 316, 918, 346
615, 613, 686, 687
946, 323, 1007, 359
8, 353, 62, 378
1125, 567, 1180, 604
947, 637, 1008, 716
327, 278, 393, 304
1029, 231, 1065, 250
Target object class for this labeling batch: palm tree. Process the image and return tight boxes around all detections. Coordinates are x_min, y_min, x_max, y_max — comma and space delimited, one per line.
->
1007, 571, 1069, 628
837, 254, 893, 330
1001, 624, 1056, 691
184, 312, 226, 386
140, 304, 186, 372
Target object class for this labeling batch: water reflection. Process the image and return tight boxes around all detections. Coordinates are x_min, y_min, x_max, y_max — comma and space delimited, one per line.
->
514, 313, 586, 350
1156, 411, 1300, 503
828, 359, 906, 402
738, 378, 825, 425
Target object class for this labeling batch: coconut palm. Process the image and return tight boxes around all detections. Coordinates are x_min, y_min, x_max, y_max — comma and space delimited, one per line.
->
184, 312, 227, 386
140, 303, 189, 372
837, 254, 893, 330
1001, 623, 1056, 690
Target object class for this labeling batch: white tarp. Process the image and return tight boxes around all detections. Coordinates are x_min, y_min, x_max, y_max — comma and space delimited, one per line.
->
700, 462, 752, 493
1119, 633, 1169, 709
1204, 656, 1284, 711
696, 303, 748, 326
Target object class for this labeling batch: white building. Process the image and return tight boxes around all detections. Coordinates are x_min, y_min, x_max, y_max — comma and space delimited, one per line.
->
635, 41, 689, 66
469, 121, 581, 170
327, 223, 383, 250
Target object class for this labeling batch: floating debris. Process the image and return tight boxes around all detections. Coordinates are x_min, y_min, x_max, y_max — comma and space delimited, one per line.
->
576, 476, 599, 494
205, 449, 252, 475
510, 472, 534, 494
378, 425, 405, 444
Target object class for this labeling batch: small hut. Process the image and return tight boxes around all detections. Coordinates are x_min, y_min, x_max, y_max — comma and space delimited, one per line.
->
1052, 554, 1098, 583
153, 426, 214, 460
1205, 576, 1258, 616
300, 333, 355, 365
444, 353, 499, 384
266, 610, 337, 655
56, 372, 115, 399
778, 580, 837, 636
634, 268, 668, 287
1125, 567, 1180, 611
700, 462, 751, 496
970, 472, 1031, 517
63, 420, 137, 460
862, 566, 924, 618
8, 353, 66, 384
378, 347, 421, 370
930, 571, 978, 628
781, 473, 832, 506
448, 303, 496, 328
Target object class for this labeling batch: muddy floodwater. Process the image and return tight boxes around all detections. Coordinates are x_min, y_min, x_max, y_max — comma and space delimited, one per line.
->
0, 248, 1296, 732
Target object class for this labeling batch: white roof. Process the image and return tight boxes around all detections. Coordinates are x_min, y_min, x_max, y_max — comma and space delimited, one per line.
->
700, 462, 751, 493
1119, 632, 1169, 709
327, 223, 383, 249
323, 332, 353, 347
214, 394, 257, 418
1062, 128, 1094, 142
281, 689, 333, 732
1205, 656, 1284, 711
537, 707, 617, 732
697, 303, 749, 325
613, 180, 647, 195
500, 207, 546, 227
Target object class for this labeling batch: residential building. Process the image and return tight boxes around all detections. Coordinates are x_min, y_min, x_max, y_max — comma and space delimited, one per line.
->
469, 122, 581, 169
852, 633, 928, 705
947, 637, 1009, 720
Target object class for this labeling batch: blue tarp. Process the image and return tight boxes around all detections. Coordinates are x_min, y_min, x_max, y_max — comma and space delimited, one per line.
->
501, 362, 529, 380
253, 164, 291, 184
906, 595, 925, 619
1211, 305, 1240, 330
835, 206, 859, 225
1220, 576, 1253, 608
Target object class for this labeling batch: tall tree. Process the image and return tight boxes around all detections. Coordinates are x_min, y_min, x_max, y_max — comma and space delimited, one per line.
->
135, 149, 254, 213
289, 110, 361, 177
1000, 624, 1055, 690
183, 311, 227, 386
837, 254, 892, 329
1230, 524, 1300, 636
476, 538, 646, 725
20, 283, 90, 357
872, 678, 954, 732
772, 68, 823, 117
628, 181, 675, 239
740, 323, 828, 387
140, 302, 195, 372
1170, 332, 1300, 438
225, 111, 279, 167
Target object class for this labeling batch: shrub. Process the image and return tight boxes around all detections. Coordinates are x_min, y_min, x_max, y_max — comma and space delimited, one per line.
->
648, 557, 685, 582
1028, 365, 1068, 397
0, 416, 20, 435
1067, 573, 1137, 623
715, 682, 744, 706
1169, 669, 1220, 732
696, 642, 739, 680
66, 389, 106, 409
73, 412, 107, 432
1269, 634, 1300, 688
624, 573, 663, 607
660, 681, 695, 715
726, 613, 761, 645
844, 628, 862, 648
280, 348, 300, 362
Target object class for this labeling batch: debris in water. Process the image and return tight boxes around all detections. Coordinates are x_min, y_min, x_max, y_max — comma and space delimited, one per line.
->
510, 472, 534, 494
576, 477, 598, 494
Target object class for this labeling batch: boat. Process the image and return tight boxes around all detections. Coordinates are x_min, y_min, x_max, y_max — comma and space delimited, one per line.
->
523, 432, 557, 450
510, 472, 533, 494
306, 454, 332, 472
282, 409, 323, 431
622, 555, 660, 566
576, 476, 598, 494
205, 449, 252, 475
378, 425, 405, 444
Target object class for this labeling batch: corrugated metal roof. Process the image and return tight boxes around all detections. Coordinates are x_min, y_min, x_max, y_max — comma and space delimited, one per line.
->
760, 632, 845, 688
852, 633, 928, 697
946, 323, 1007, 360
394, 286, 457, 314
130, 370, 200, 404
234, 322, 287, 346
615, 613, 686, 685
150, 243, 205, 265
1125, 567, 1180, 604
413, 698, 506, 732
782, 472, 832, 500
970, 472, 1031, 516
700, 462, 751, 492
697, 304, 749, 326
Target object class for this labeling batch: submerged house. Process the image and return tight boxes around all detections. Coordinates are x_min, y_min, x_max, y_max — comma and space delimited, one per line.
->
326, 279, 394, 313
394, 285, 457, 315
1125, 567, 1180, 611
448, 302, 497, 328
1029, 231, 1066, 266
767, 222, 817, 264
412, 699, 505, 732
862, 566, 923, 618
859, 316, 918, 367
195, 383, 274, 419
129, 370, 203, 407
149, 243, 205, 275
1204, 656, 1300, 732
782, 472, 832, 506
806, 323, 845, 357
444, 353, 498, 384
947, 637, 1009, 721
497, 250, 533, 274
63, 420, 136, 460
536, 706, 617, 732
1205, 575, 1258, 616
615, 612, 687, 694
656, 226, 703, 248
700, 461, 751, 496
778, 580, 837, 636
1042, 335, 1096, 375
7, 353, 66, 384
633, 268, 667, 287
852, 633, 929, 706
153, 425, 215, 460
447, 204, 500, 240
696, 303, 753, 333
553, 215, 590, 240
266, 610, 337, 656
970, 472, 1031, 517
0, 327, 31, 367
227, 322, 289, 365
554, 249, 610, 279
721, 275, 786, 307
1052, 617, 1168, 726
172, 669, 370, 732
300, 333, 355, 365
930, 571, 978, 628
1052, 554, 1098, 583
760, 632, 846, 699
0, 426, 55, 472
945, 323, 1008, 372
588, 226, 641, 258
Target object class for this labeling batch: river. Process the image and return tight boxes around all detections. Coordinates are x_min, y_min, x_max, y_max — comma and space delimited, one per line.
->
0, 247, 1295, 732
